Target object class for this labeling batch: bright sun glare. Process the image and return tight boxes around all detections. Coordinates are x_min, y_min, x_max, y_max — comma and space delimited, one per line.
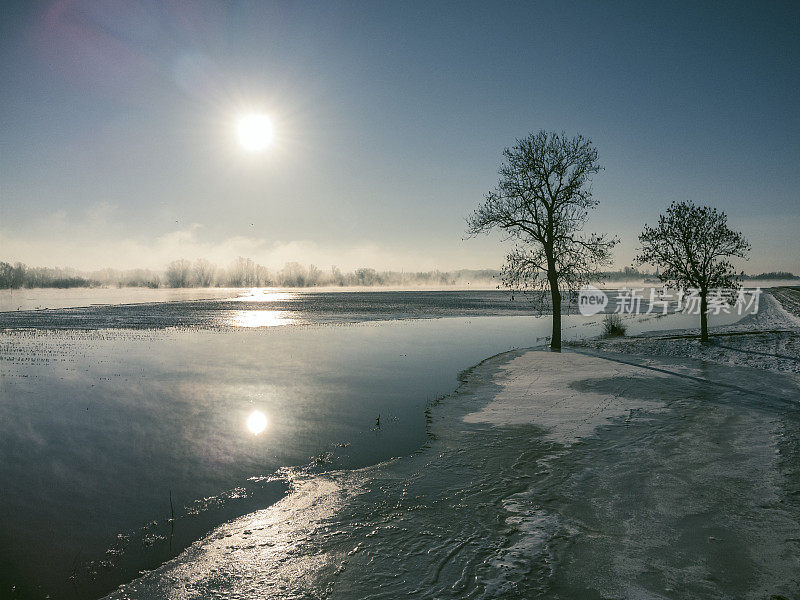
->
246, 410, 268, 435
237, 114, 274, 152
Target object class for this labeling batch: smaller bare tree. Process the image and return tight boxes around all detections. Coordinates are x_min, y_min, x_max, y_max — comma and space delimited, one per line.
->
165, 259, 191, 288
636, 201, 750, 342
193, 259, 216, 287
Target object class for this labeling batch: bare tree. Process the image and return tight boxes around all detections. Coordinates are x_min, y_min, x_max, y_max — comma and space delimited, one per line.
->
279, 262, 307, 287
165, 259, 191, 288
330, 265, 345, 286
0, 262, 16, 288
355, 268, 381, 286
306, 264, 322, 286
193, 259, 216, 287
229, 256, 257, 287
467, 131, 617, 349
636, 201, 750, 342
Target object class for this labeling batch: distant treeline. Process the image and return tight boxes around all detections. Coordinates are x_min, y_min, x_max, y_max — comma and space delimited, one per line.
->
602, 266, 656, 281
600, 267, 799, 282
0, 262, 101, 289
159, 258, 502, 288
0, 258, 500, 289
741, 271, 799, 280
1, 259, 795, 289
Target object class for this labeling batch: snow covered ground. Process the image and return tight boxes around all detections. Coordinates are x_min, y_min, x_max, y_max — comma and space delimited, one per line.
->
577, 288, 800, 378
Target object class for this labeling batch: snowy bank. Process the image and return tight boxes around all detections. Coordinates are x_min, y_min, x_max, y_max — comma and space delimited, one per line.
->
575, 289, 800, 379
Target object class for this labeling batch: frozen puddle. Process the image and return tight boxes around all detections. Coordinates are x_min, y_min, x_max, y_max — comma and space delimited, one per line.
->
107, 350, 800, 600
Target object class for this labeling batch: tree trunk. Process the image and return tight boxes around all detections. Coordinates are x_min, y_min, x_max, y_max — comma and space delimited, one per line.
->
550, 279, 562, 351
700, 291, 709, 343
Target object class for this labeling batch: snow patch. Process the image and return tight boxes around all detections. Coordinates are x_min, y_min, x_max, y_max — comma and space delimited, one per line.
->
463, 351, 668, 443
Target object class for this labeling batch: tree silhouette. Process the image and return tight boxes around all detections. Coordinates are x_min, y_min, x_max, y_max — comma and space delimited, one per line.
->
467, 131, 617, 349
165, 259, 191, 288
193, 259, 216, 287
636, 201, 750, 342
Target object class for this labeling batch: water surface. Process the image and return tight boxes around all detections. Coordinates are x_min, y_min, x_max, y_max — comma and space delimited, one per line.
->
2, 315, 556, 598
0, 289, 748, 598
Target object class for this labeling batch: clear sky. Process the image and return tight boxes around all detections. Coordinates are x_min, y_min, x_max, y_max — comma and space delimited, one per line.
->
1, 0, 798, 273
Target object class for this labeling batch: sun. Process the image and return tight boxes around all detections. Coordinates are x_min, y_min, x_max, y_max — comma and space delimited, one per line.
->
237, 114, 274, 152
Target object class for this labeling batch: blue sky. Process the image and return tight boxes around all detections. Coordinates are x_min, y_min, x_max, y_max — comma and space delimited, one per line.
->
1, 1, 798, 272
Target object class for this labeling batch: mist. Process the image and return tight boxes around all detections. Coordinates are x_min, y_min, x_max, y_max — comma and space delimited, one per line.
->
0, 221, 506, 274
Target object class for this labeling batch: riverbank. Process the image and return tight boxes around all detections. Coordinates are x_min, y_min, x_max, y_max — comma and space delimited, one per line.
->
574, 288, 800, 378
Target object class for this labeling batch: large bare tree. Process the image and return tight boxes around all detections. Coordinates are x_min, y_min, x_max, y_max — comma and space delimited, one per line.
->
467, 131, 617, 349
636, 200, 750, 342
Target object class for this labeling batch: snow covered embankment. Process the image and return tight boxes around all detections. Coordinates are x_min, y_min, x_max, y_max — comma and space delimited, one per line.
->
579, 288, 800, 379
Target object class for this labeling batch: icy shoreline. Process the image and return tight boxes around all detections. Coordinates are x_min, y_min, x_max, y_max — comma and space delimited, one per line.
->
104, 290, 800, 599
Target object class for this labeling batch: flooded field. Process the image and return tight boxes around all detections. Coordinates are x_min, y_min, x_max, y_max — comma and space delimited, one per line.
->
0, 289, 758, 598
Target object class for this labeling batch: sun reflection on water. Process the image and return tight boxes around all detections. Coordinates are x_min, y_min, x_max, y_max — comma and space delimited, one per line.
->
232, 289, 296, 302
227, 310, 296, 328
246, 410, 268, 435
